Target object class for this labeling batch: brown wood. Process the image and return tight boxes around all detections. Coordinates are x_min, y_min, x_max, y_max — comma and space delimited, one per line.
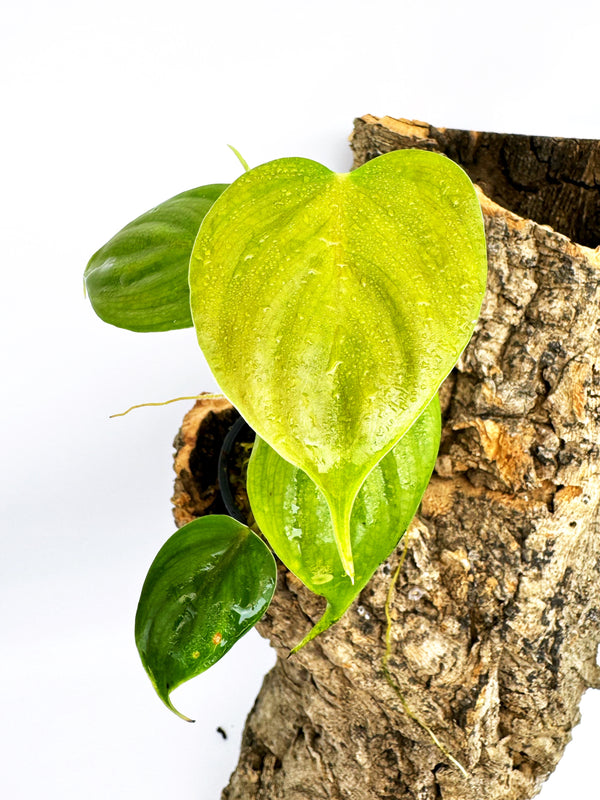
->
171, 396, 236, 527
172, 117, 600, 800
351, 115, 600, 249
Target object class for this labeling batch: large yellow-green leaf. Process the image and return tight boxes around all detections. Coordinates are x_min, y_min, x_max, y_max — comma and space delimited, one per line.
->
189, 151, 486, 579
247, 396, 441, 650
135, 515, 276, 720
85, 184, 227, 331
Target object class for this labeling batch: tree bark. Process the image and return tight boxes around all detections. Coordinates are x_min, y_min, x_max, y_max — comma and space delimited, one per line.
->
172, 116, 600, 800
351, 115, 600, 249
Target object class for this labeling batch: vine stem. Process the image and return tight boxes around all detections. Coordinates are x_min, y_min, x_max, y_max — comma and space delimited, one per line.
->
109, 393, 226, 418
383, 532, 470, 780
227, 144, 250, 173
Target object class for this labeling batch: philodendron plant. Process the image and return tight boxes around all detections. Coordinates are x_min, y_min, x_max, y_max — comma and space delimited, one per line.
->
85, 149, 487, 720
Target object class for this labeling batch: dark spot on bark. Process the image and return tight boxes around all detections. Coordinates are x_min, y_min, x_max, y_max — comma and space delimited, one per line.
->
548, 340, 567, 356
524, 539, 555, 571
554, 257, 577, 285
550, 594, 565, 611
562, 567, 574, 587
359, 618, 376, 636
249, 750, 263, 771
586, 608, 599, 624
558, 450, 576, 465
541, 608, 550, 627
533, 444, 556, 466
548, 627, 565, 677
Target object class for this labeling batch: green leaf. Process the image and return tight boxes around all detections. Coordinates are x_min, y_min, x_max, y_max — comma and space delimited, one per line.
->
247, 396, 441, 651
134, 515, 276, 720
189, 151, 486, 579
85, 184, 227, 332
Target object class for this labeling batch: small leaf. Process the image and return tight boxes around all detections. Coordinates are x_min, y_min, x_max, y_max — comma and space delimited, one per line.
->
247, 396, 441, 650
85, 184, 227, 332
135, 515, 276, 720
190, 151, 486, 579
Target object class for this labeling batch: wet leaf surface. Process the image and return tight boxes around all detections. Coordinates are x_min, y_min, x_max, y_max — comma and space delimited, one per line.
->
135, 515, 276, 720
190, 152, 486, 578
247, 396, 441, 650
85, 184, 227, 331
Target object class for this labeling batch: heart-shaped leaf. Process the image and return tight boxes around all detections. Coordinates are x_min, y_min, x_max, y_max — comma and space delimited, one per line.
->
190, 151, 486, 578
247, 396, 441, 651
135, 515, 276, 720
85, 184, 227, 331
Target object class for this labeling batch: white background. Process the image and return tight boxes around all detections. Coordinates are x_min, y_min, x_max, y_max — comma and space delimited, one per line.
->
2, 1, 599, 797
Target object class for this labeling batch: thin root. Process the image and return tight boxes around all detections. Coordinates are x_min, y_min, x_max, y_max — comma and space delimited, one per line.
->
383, 534, 470, 781
109, 393, 226, 419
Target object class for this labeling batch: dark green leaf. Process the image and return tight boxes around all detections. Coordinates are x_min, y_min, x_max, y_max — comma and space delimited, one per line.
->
189, 152, 486, 579
247, 396, 441, 651
135, 515, 276, 720
85, 184, 227, 332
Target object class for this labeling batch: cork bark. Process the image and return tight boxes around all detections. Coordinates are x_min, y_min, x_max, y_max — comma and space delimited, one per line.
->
172, 117, 600, 800
351, 115, 600, 249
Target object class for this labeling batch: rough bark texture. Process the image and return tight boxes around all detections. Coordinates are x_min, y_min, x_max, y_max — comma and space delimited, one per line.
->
351, 115, 600, 249
172, 117, 600, 800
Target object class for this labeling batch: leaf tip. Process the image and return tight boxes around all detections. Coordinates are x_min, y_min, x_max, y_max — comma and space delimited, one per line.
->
339, 548, 355, 584
144, 662, 196, 722
163, 691, 195, 723
289, 603, 343, 654
175, 710, 196, 724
